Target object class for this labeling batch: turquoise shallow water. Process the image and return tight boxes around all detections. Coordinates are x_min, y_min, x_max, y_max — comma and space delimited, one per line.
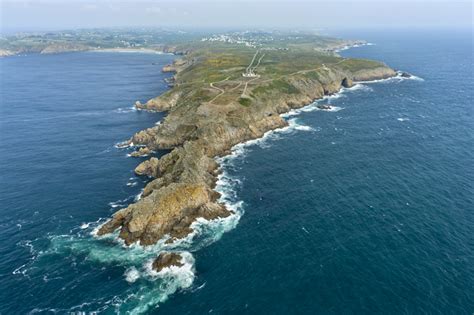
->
1, 30, 473, 314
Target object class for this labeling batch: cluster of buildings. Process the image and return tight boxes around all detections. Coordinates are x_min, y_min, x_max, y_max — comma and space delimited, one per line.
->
201, 34, 257, 48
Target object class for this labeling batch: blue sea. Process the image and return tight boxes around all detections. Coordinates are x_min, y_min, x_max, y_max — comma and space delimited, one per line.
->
0, 30, 472, 314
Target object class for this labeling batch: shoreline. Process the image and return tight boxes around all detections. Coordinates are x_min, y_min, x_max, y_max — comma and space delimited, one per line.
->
90, 48, 173, 55
0, 46, 181, 58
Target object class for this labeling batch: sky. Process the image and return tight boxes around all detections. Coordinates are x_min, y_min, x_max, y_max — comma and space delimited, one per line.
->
0, 0, 472, 33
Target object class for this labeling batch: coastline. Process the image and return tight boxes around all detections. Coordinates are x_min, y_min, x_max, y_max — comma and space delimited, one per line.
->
0, 45, 183, 57
90, 48, 173, 55
97, 59, 398, 262
86, 36, 403, 276
0, 40, 365, 58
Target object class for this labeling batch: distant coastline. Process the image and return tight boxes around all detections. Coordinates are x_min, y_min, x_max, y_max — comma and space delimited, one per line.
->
91, 48, 172, 54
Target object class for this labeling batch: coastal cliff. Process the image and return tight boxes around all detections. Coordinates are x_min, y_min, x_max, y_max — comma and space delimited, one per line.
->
97, 45, 396, 246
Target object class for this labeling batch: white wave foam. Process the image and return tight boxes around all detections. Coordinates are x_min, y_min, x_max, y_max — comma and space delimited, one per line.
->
356, 71, 425, 84
288, 118, 315, 132
134, 189, 144, 202
40, 228, 199, 313
108, 200, 125, 208
293, 125, 314, 131
407, 75, 424, 82
281, 100, 344, 118
397, 117, 410, 122
334, 42, 376, 53
347, 83, 373, 92
117, 252, 196, 315
115, 106, 137, 114
80, 223, 90, 229
114, 141, 132, 149
12, 263, 28, 276
125, 266, 141, 283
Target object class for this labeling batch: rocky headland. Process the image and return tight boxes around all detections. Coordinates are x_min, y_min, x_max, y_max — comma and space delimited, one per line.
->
96, 41, 396, 247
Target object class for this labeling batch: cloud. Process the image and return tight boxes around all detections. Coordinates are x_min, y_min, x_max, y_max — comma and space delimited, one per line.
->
145, 6, 161, 14
81, 4, 98, 10
107, 4, 121, 11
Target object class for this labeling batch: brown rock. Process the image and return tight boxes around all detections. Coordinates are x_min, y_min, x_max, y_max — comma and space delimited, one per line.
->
317, 104, 332, 110
135, 157, 159, 177
130, 147, 152, 157
152, 252, 183, 272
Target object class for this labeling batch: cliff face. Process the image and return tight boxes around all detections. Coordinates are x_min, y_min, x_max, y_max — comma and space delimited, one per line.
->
97, 56, 396, 245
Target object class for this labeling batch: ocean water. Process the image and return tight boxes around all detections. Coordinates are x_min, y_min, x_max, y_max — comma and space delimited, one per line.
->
1, 30, 473, 314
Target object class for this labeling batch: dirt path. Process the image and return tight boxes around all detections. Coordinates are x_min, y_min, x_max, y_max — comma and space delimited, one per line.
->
246, 50, 259, 74
209, 76, 230, 104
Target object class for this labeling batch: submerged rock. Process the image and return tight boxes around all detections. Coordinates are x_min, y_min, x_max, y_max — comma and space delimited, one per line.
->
317, 104, 332, 110
399, 71, 412, 78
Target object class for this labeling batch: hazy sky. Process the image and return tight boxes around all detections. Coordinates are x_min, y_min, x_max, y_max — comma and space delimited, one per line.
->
1, 0, 472, 33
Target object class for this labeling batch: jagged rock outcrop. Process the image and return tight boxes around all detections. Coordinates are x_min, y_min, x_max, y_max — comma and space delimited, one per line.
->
129, 147, 152, 157
352, 67, 395, 81
135, 90, 181, 112
98, 181, 229, 245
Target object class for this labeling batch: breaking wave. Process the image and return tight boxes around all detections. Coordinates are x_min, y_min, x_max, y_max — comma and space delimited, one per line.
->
20, 220, 200, 314
334, 42, 376, 53
114, 106, 137, 114
357, 71, 425, 84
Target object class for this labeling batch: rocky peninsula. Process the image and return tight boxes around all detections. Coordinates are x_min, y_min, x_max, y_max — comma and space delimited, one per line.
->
95, 32, 396, 258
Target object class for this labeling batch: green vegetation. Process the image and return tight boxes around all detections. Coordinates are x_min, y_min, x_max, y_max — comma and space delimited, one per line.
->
253, 79, 299, 96
238, 97, 252, 107
337, 58, 385, 72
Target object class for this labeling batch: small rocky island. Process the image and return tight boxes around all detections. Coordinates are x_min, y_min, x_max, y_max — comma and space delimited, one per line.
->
93, 31, 396, 252
152, 252, 184, 272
